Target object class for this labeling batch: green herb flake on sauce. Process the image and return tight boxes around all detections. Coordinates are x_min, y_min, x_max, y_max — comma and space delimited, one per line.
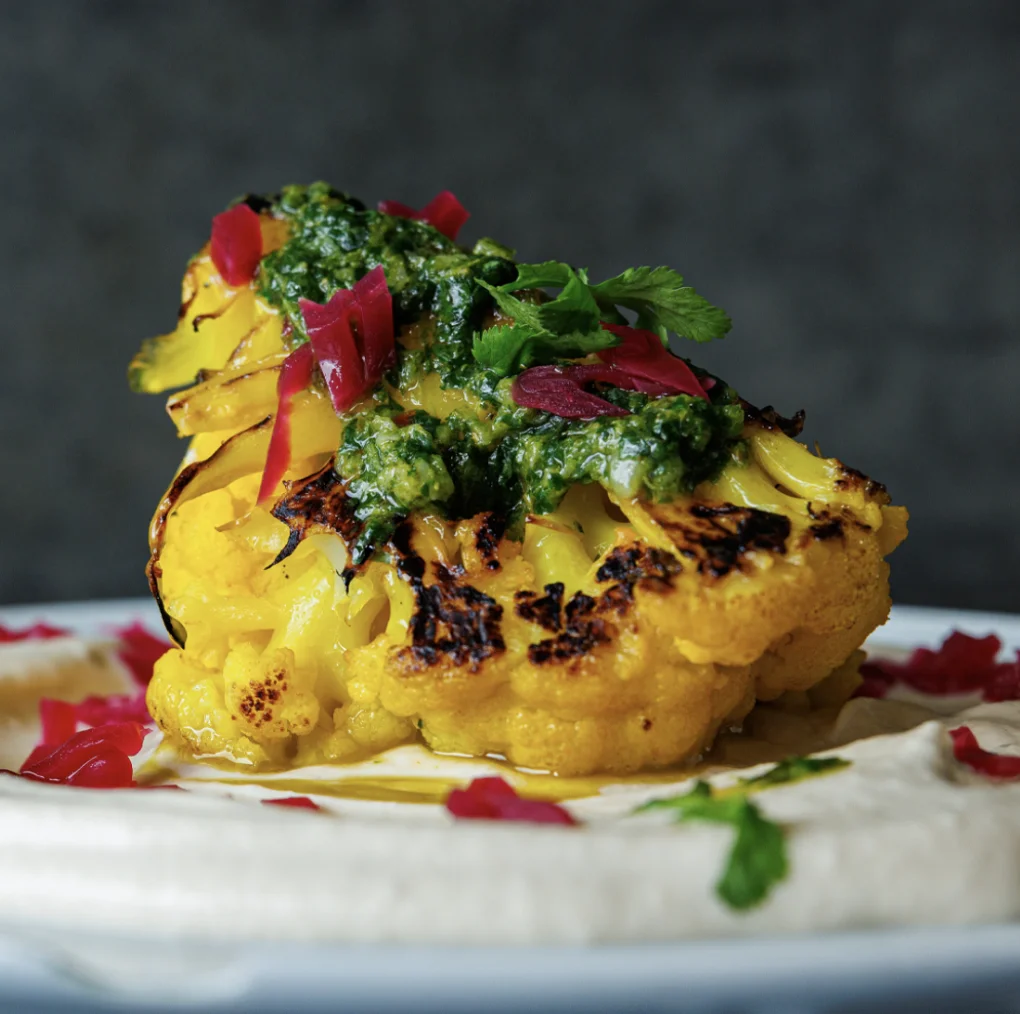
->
636, 755, 850, 911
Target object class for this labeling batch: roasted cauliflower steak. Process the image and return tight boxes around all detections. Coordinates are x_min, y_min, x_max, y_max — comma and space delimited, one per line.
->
135, 186, 907, 776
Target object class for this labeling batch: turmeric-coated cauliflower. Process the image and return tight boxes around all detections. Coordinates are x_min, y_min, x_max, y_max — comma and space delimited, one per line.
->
133, 184, 907, 775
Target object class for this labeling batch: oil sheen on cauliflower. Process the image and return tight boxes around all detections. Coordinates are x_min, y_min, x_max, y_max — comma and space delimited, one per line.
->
135, 189, 907, 776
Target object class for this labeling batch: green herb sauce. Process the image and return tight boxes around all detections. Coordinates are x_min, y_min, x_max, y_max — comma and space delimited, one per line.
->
259, 182, 515, 390
257, 183, 746, 557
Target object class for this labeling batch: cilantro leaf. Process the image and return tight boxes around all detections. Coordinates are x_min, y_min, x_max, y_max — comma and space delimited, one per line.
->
483, 269, 602, 336
636, 781, 786, 911
471, 257, 729, 376
534, 269, 601, 336
634, 755, 850, 911
472, 323, 618, 375
474, 271, 617, 376
472, 323, 544, 375
739, 755, 850, 790
529, 328, 621, 363
477, 279, 545, 332
719, 803, 787, 910
590, 266, 731, 343
498, 260, 576, 291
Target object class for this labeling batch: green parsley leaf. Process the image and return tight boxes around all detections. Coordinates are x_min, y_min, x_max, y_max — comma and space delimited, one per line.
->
636, 781, 787, 911
498, 260, 576, 291
590, 266, 731, 343
634, 755, 850, 911
534, 269, 601, 336
474, 271, 618, 376
529, 328, 622, 362
471, 256, 729, 376
472, 323, 544, 375
739, 755, 850, 790
718, 801, 787, 910
472, 324, 618, 375
477, 279, 545, 331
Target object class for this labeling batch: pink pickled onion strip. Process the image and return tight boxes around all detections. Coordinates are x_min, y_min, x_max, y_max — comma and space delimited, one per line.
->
21, 721, 145, 786
40, 699, 76, 747
0, 622, 70, 643
378, 190, 470, 241
445, 777, 577, 826
599, 323, 710, 400
263, 796, 322, 810
62, 749, 137, 789
72, 692, 152, 727
511, 364, 635, 419
855, 631, 1020, 701
113, 621, 170, 685
303, 290, 365, 415
299, 269, 395, 413
351, 266, 396, 382
417, 191, 470, 241
210, 204, 263, 287
376, 199, 417, 218
950, 726, 1020, 779
854, 667, 893, 699
257, 343, 316, 505
259, 272, 395, 503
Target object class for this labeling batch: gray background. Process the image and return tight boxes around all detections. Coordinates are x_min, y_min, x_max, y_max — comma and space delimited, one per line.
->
0, 0, 1017, 611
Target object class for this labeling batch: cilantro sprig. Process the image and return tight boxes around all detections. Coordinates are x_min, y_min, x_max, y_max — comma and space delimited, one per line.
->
636, 755, 850, 911
589, 266, 732, 344
637, 781, 787, 911
473, 265, 616, 375
739, 755, 850, 790
472, 259, 731, 377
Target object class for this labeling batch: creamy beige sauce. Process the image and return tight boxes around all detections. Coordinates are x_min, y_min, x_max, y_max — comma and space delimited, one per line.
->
2, 633, 1020, 946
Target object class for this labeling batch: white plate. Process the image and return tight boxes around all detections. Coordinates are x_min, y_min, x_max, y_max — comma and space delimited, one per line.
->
1, 599, 1019, 1014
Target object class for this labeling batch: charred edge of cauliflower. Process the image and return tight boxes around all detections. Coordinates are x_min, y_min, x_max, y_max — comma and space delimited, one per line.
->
144, 410, 907, 775
136, 240, 908, 775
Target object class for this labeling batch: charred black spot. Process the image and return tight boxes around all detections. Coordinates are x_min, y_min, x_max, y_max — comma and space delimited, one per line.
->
741, 401, 806, 438
405, 582, 504, 670
596, 546, 683, 587
269, 465, 364, 568
642, 718, 653, 731
810, 518, 845, 540
595, 547, 640, 585
597, 583, 634, 616
390, 519, 414, 558
475, 512, 507, 570
565, 593, 597, 622
526, 545, 686, 664
397, 551, 426, 582
392, 523, 505, 672
240, 193, 276, 214
515, 583, 565, 632
835, 464, 889, 500
683, 503, 791, 577
528, 591, 614, 665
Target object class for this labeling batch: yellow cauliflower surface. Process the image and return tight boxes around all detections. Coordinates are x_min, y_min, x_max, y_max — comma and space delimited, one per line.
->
137, 210, 907, 777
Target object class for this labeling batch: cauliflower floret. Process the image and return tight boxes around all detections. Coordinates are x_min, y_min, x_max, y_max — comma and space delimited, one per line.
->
146, 411, 906, 776
138, 257, 906, 775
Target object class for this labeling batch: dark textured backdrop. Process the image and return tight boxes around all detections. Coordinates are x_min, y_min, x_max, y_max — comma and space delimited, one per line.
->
1, 0, 1017, 610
